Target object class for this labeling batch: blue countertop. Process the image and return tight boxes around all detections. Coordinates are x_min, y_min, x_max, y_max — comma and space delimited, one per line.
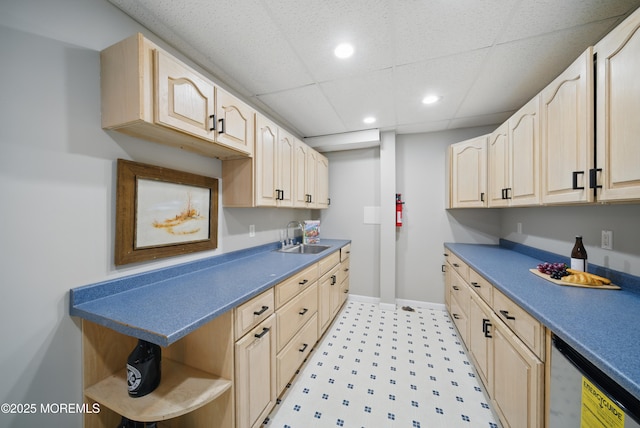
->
444, 240, 640, 401
70, 239, 350, 347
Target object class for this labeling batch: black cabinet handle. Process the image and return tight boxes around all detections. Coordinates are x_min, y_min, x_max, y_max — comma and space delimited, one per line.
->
480, 192, 485, 202
482, 319, 492, 338
471, 282, 480, 288
254, 327, 270, 339
452, 313, 460, 320
453, 263, 460, 268
299, 279, 308, 286
209, 114, 217, 131
344, 289, 349, 294
331, 275, 337, 285
218, 118, 225, 134
572, 171, 585, 190
500, 310, 515, 320
253, 305, 269, 316
441, 264, 446, 273
299, 308, 309, 316
299, 343, 308, 353
452, 286, 460, 291
589, 168, 602, 189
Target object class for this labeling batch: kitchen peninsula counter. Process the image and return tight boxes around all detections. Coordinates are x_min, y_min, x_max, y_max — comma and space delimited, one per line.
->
445, 240, 640, 401
70, 239, 350, 347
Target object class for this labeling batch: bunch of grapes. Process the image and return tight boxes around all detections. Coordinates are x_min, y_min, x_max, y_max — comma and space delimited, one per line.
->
537, 262, 569, 280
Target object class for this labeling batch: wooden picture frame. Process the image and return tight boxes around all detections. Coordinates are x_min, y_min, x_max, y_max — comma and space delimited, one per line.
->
115, 159, 218, 265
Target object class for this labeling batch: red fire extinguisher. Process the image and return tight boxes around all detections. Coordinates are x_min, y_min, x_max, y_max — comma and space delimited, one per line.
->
396, 194, 404, 227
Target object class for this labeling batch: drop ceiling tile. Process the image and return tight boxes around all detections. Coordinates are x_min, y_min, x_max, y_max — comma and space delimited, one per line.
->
393, 48, 489, 125
457, 19, 617, 118
320, 68, 396, 131
499, 0, 640, 43
256, 85, 347, 137
396, 120, 452, 135
264, 0, 394, 82
392, 0, 519, 65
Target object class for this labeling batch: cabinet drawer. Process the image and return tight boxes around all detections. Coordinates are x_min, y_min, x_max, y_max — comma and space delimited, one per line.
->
449, 293, 468, 344
235, 289, 275, 339
447, 252, 469, 282
338, 258, 350, 285
450, 269, 470, 316
277, 283, 318, 352
277, 313, 318, 394
469, 269, 493, 306
319, 251, 340, 277
275, 263, 318, 308
340, 244, 351, 262
493, 288, 545, 360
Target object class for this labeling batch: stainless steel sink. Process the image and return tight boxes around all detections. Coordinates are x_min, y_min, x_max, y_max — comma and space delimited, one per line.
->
277, 244, 331, 254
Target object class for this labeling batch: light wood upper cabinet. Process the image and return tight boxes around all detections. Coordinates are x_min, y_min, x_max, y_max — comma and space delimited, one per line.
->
276, 129, 295, 208
293, 140, 310, 208
540, 48, 594, 205
450, 135, 488, 208
594, 7, 640, 202
508, 95, 540, 206
254, 115, 279, 207
101, 33, 252, 159
316, 153, 330, 208
488, 123, 509, 207
216, 87, 256, 157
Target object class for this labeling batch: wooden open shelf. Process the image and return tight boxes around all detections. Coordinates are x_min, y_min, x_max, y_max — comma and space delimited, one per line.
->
85, 358, 232, 422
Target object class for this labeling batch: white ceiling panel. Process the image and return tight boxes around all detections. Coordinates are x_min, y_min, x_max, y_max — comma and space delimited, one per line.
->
107, 0, 640, 138
255, 84, 346, 137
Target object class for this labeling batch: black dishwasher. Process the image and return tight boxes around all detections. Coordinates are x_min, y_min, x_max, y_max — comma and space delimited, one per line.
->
549, 333, 640, 427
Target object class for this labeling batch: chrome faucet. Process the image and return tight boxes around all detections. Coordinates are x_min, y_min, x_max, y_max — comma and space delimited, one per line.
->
285, 221, 304, 247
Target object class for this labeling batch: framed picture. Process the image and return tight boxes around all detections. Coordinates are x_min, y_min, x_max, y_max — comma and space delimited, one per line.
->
115, 159, 218, 265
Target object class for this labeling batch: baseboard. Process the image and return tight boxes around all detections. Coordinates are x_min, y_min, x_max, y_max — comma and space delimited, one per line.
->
347, 295, 445, 311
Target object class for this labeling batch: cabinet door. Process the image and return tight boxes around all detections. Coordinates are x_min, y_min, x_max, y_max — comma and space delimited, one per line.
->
595, 8, 640, 202
293, 140, 309, 207
487, 123, 509, 207
235, 314, 276, 428
450, 136, 488, 208
277, 129, 295, 207
491, 320, 544, 428
468, 294, 493, 391
316, 153, 330, 209
306, 148, 319, 207
154, 49, 216, 142
255, 115, 278, 207
216, 87, 254, 156
541, 48, 594, 204
509, 95, 540, 206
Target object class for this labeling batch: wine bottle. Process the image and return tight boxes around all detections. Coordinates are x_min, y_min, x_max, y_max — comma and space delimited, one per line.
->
570, 236, 588, 271
127, 339, 161, 398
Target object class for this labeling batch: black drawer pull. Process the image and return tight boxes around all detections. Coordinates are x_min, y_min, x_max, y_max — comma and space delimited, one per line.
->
453, 263, 460, 268
299, 343, 308, 353
482, 319, 492, 338
500, 310, 515, 320
299, 279, 308, 285
471, 282, 480, 288
299, 308, 309, 316
253, 305, 269, 316
441, 264, 446, 272
452, 313, 460, 320
254, 327, 270, 339
452, 286, 460, 291
331, 275, 337, 285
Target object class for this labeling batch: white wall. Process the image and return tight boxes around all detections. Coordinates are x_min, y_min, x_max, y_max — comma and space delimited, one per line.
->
319, 147, 381, 297
395, 129, 502, 303
0, 1, 308, 426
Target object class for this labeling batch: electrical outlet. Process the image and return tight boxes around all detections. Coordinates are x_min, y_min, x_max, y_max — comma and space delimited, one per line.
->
249, 224, 255, 238
601, 230, 613, 250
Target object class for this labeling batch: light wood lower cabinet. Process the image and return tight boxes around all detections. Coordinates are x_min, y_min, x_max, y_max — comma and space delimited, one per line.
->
235, 314, 276, 428
444, 248, 545, 428
81, 247, 350, 428
491, 319, 544, 428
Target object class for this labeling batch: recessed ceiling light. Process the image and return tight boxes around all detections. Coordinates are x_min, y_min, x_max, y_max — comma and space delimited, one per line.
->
422, 95, 441, 105
363, 116, 376, 124
334, 43, 354, 59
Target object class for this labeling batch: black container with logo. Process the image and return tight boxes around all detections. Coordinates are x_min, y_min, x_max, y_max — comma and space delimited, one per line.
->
126, 339, 161, 398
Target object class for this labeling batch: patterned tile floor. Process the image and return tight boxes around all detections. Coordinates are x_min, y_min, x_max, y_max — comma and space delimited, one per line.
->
264, 301, 501, 428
